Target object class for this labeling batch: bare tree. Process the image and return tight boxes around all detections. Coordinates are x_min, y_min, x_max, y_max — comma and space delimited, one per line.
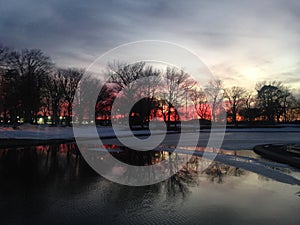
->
244, 92, 255, 109
238, 91, 260, 122
96, 83, 119, 125
107, 61, 146, 88
161, 67, 196, 128
106, 62, 162, 127
291, 98, 300, 121
74, 75, 102, 124
60, 68, 84, 126
0, 69, 21, 125
5, 49, 53, 123
133, 66, 161, 127
257, 84, 281, 122
224, 86, 246, 126
45, 70, 65, 125
190, 87, 211, 120
256, 81, 294, 123
0, 44, 9, 67
281, 86, 295, 123
205, 79, 224, 122
0, 44, 9, 120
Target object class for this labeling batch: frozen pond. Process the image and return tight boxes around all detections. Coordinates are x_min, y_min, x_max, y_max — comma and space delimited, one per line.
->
0, 143, 299, 225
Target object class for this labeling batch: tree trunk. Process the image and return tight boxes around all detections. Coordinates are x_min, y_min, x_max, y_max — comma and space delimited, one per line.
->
167, 103, 172, 129
24, 108, 33, 124
67, 103, 72, 126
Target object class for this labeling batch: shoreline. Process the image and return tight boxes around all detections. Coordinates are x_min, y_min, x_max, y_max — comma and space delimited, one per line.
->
1, 126, 300, 148
0, 138, 75, 148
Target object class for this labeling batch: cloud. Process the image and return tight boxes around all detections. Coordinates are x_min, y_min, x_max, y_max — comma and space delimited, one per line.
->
0, 0, 299, 90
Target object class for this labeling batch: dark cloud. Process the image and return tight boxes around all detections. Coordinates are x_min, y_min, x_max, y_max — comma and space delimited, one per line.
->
0, 0, 299, 89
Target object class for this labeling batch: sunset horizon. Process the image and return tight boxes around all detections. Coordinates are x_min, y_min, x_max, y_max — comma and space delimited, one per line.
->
1, 0, 299, 94
1, 1, 300, 225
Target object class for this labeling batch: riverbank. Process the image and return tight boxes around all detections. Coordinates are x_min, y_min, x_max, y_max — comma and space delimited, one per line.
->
1, 124, 300, 149
0, 138, 75, 148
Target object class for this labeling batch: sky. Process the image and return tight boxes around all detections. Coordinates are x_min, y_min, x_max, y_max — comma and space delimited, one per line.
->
0, 0, 299, 94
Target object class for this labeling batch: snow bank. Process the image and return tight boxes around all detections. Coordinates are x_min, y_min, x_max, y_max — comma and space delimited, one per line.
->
1, 124, 300, 142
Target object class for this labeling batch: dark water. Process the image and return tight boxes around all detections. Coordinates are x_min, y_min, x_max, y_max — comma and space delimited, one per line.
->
0, 144, 299, 225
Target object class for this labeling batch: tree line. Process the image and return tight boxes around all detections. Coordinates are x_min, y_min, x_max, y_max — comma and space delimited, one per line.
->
0, 44, 91, 126
223, 81, 300, 125
1, 43, 300, 127
98, 61, 300, 128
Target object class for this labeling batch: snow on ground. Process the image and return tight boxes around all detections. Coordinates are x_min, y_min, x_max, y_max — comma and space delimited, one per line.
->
0, 124, 74, 140
0, 123, 299, 157
204, 127, 300, 133
0, 125, 151, 140
0, 124, 173, 140
1, 124, 300, 150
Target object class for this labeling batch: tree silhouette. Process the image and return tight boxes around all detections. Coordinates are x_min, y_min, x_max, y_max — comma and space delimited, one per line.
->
190, 87, 211, 120
224, 86, 246, 126
74, 75, 102, 124
161, 67, 196, 128
205, 79, 224, 122
1, 42, 300, 126
45, 70, 65, 125
0, 69, 20, 125
59, 68, 84, 126
5, 49, 53, 123
256, 81, 293, 123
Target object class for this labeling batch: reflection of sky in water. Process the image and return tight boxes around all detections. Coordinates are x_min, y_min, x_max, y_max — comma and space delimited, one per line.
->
0, 143, 299, 225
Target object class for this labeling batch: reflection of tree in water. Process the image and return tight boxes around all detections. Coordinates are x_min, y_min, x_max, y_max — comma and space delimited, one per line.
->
164, 157, 199, 199
163, 156, 247, 196
0, 144, 247, 198
203, 161, 245, 184
0, 147, 40, 183
110, 148, 248, 196
0, 143, 98, 186
257, 174, 271, 182
109, 149, 199, 198
115, 147, 158, 166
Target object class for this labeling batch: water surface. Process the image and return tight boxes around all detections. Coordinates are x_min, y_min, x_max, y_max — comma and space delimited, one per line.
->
0, 143, 299, 225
